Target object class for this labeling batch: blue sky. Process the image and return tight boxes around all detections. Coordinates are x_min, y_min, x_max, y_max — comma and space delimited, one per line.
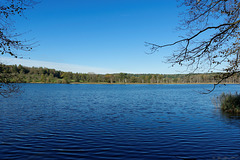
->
2, 0, 185, 74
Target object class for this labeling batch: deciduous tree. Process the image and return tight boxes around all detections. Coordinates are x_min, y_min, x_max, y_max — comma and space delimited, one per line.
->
0, 0, 38, 97
146, 0, 240, 92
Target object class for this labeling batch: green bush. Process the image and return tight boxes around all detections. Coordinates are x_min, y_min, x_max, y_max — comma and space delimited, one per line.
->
220, 92, 240, 113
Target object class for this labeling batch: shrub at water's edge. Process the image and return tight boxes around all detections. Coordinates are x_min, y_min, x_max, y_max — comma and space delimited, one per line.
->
219, 92, 240, 113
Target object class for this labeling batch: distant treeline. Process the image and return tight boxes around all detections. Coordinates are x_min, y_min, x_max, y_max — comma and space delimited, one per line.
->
1, 64, 240, 84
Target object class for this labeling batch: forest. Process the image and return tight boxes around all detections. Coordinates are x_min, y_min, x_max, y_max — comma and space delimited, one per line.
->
1, 63, 240, 84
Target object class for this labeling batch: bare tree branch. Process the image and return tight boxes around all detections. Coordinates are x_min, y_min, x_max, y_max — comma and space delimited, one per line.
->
0, 0, 38, 97
146, 0, 240, 92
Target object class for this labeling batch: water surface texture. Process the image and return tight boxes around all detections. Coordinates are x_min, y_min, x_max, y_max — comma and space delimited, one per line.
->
1, 84, 240, 159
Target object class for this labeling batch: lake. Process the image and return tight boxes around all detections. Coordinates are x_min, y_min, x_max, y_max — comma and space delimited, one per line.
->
1, 84, 240, 159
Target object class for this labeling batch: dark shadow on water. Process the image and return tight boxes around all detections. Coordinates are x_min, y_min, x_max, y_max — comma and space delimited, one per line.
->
220, 111, 240, 128
221, 111, 240, 120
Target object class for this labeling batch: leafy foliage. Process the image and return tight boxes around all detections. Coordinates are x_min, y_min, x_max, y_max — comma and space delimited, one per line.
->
0, 64, 21, 97
2, 64, 240, 84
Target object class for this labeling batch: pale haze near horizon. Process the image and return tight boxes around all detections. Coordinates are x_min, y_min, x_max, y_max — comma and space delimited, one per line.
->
2, 0, 190, 74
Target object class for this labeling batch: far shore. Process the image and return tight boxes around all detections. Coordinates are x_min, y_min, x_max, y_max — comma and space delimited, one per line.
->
28, 82, 239, 85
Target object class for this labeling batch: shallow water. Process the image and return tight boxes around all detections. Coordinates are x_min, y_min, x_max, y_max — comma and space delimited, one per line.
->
1, 84, 240, 159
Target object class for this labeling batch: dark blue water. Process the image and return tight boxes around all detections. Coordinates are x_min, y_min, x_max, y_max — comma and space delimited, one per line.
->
1, 84, 240, 159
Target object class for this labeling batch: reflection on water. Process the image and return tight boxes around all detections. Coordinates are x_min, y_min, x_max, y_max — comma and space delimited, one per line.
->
1, 84, 240, 159
220, 111, 240, 127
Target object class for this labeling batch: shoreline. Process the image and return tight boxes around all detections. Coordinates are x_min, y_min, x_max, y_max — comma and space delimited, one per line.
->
28, 82, 239, 85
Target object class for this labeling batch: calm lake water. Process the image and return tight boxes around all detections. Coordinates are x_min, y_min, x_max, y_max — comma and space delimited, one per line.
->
1, 84, 240, 159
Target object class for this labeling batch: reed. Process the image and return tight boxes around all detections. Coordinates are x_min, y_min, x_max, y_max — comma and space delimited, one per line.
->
219, 92, 240, 113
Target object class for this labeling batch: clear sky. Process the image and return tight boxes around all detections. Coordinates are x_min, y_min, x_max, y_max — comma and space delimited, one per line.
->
1, 0, 186, 74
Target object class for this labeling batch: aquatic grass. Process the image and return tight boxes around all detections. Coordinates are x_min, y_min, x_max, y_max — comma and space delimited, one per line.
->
219, 92, 240, 113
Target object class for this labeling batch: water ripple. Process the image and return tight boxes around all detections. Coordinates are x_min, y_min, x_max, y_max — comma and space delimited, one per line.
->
1, 84, 240, 159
